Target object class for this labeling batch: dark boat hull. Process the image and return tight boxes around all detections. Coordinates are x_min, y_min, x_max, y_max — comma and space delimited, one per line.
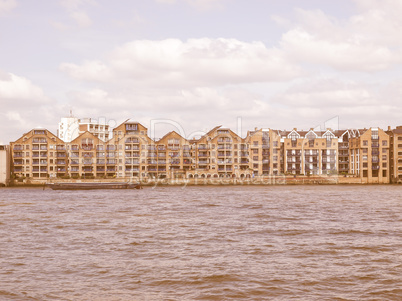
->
46, 182, 142, 190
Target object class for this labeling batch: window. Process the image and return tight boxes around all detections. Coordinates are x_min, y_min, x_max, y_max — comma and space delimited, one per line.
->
363, 155, 368, 161
371, 130, 379, 140
363, 148, 368, 153
363, 140, 368, 146
382, 155, 387, 161
363, 162, 368, 168
382, 162, 387, 168
253, 149, 258, 154
383, 170, 387, 177
273, 141, 278, 147
273, 156, 278, 161
382, 140, 387, 146
253, 156, 258, 161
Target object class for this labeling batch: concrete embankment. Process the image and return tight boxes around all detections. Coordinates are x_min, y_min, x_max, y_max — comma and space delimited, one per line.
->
7, 175, 378, 187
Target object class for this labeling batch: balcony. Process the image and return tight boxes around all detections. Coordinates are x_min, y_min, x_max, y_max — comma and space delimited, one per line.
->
287, 159, 301, 163
13, 145, 23, 150
126, 138, 139, 143
217, 138, 231, 143
33, 138, 47, 143
106, 160, 116, 165
83, 160, 93, 165
125, 167, 139, 172
70, 160, 79, 165
81, 144, 93, 151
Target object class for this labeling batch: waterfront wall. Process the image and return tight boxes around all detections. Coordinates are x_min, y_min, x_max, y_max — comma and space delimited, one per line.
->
8, 175, 381, 187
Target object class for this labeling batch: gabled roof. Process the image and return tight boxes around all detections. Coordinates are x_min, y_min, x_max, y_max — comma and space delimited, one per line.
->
157, 130, 188, 143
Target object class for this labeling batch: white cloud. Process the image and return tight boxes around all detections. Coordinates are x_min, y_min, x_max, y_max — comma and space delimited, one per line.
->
61, 38, 302, 86
281, 28, 398, 72
0, 72, 50, 104
279, 4, 402, 72
0, 72, 61, 142
155, 0, 226, 10
59, 0, 95, 28
70, 10, 92, 27
0, 0, 17, 14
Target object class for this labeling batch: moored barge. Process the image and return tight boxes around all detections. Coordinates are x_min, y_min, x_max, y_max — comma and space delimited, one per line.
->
45, 182, 142, 190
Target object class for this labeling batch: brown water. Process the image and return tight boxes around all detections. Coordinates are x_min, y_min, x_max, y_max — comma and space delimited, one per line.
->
0, 185, 401, 300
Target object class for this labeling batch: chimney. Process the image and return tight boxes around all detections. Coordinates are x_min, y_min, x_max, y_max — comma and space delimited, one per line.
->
388, 126, 391, 131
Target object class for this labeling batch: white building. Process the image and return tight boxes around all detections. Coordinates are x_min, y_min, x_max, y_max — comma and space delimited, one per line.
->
58, 116, 79, 143
0, 145, 10, 186
58, 116, 112, 142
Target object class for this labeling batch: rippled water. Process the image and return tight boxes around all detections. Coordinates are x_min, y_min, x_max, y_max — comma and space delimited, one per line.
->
0, 185, 401, 300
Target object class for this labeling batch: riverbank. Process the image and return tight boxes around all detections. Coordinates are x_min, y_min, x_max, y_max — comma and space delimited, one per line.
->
6, 175, 395, 187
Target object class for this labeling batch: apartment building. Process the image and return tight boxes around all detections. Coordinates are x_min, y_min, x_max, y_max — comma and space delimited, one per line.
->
386, 126, 402, 183
0, 145, 10, 186
245, 128, 282, 176
336, 130, 351, 174
9, 122, 401, 184
281, 129, 338, 175
188, 126, 251, 179
349, 128, 389, 183
10, 128, 67, 179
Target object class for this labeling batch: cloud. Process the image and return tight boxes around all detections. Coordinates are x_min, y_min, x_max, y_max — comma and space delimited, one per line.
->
155, 0, 227, 10
60, 38, 302, 87
0, 72, 51, 104
278, 4, 402, 72
0, 0, 17, 15
59, 0, 95, 28
0, 71, 62, 142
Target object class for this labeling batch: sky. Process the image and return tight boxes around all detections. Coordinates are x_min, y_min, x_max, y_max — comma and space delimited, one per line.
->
1, 0, 402, 143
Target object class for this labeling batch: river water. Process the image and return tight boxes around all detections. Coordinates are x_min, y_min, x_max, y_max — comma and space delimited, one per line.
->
0, 185, 401, 300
